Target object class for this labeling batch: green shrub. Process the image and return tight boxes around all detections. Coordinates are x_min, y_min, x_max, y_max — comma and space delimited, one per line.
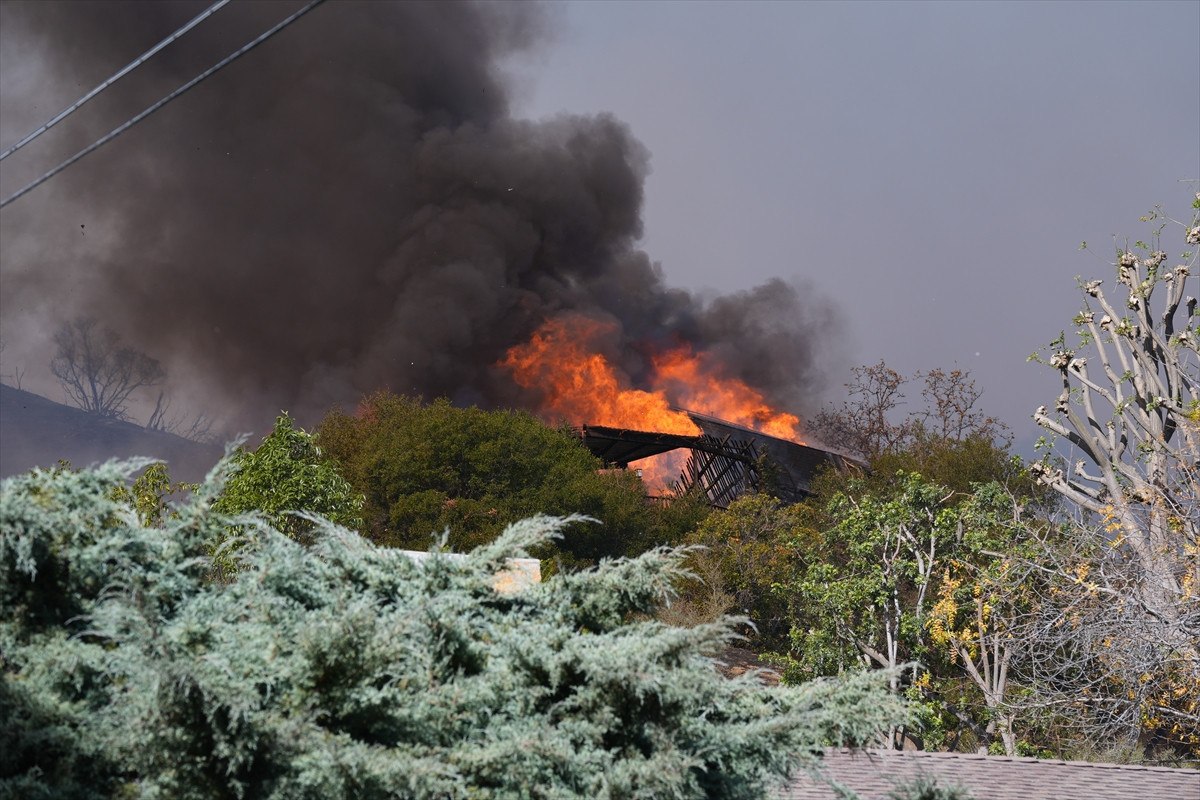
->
318, 393, 707, 563
214, 412, 363, 539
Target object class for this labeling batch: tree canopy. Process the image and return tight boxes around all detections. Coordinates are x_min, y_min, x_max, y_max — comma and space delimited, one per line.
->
214, 413, 364, 540
317, 392, 708, 565
770, 360, 1051, 755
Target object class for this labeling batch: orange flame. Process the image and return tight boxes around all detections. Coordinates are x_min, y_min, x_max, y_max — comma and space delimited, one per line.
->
500, 316, 805, 451
634, 450, 690, 493
652, 347, 802, 441
500, 316, 701, 436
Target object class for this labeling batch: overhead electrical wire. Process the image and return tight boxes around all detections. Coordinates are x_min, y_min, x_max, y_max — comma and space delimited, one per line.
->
0, 0, 327, 211
0, 0, 232, 163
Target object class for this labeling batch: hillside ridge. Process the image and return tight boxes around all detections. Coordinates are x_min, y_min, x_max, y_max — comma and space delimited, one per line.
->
0, 383, 221, 481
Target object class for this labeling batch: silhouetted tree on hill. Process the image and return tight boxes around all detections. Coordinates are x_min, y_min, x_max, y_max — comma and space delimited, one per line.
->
50, 317, 163, 420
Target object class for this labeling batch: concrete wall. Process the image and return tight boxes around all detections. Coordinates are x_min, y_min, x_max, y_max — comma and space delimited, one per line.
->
399, 550, 541, 595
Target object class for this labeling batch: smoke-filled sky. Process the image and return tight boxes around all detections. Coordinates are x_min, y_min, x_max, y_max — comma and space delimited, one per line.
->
1, 0, 1197, 451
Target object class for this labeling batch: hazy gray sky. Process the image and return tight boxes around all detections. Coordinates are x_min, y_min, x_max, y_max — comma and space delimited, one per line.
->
509, 0, 1200, 450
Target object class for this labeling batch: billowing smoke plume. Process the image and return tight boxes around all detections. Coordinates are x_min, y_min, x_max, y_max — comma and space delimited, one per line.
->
0, 1, 843, 431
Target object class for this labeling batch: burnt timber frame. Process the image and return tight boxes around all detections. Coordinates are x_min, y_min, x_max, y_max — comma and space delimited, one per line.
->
678, 434, 762, 508
577, 424, 762, 508
577, 412, 863, 509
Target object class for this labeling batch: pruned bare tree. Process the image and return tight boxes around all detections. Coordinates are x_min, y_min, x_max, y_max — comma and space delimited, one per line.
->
1028, 195, 1199, 756
50, 317, 165, 420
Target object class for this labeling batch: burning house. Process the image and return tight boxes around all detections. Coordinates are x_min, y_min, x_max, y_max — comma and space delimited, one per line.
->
500, 313, 859, 507
578, 410, 862, 508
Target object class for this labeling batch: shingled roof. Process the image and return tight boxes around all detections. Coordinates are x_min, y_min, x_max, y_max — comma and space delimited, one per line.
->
778, 749, 1199, 800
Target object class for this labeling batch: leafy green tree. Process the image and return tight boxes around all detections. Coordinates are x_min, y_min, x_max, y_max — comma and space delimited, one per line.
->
783, 472, 960, 685
1, 459, 906, 799
921, 482, 1044, 756
317, 392, 703, 564
778, 469, 1043, 755
669, 494, 814, 652
869, 432, 1027, 499
214, 413, 363, 539
109, 461, 193, 526
764, 359, 1049, 753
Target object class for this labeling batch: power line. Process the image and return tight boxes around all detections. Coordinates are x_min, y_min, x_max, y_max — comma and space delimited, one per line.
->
0, 0, 232, 163
0, 0, 327, 211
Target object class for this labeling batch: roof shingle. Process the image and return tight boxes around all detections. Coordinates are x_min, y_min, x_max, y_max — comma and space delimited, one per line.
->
778, 749, 1200, 800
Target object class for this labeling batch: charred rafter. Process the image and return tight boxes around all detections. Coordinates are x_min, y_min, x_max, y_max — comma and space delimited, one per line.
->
678, 434, 762, 508
577, 412, 863, 509
574, 425, 697, 468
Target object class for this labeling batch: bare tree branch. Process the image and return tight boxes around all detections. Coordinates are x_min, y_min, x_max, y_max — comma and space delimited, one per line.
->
50, 317, 165, 420
145, 389, 216, 443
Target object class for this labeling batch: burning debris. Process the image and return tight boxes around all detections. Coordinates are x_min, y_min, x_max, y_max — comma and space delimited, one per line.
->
499, 312, 853, 505
578, 411, 861, 508
501, 315, 702, 437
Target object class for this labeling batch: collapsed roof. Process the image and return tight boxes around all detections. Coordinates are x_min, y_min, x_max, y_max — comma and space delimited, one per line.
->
577, 410, 862, 507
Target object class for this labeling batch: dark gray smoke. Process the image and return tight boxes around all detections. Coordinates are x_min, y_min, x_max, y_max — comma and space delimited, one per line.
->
0, 0, 844, 431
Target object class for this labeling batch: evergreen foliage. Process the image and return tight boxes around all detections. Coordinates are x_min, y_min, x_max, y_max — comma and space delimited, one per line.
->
886, 773, 974, 800
1, 460, 905, 799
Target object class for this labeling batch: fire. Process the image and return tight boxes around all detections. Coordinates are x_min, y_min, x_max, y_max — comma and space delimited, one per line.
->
500, 315, 804, 445
500, 316, 701, 436
634, 450, 689, 493
652, 348, 802, 441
